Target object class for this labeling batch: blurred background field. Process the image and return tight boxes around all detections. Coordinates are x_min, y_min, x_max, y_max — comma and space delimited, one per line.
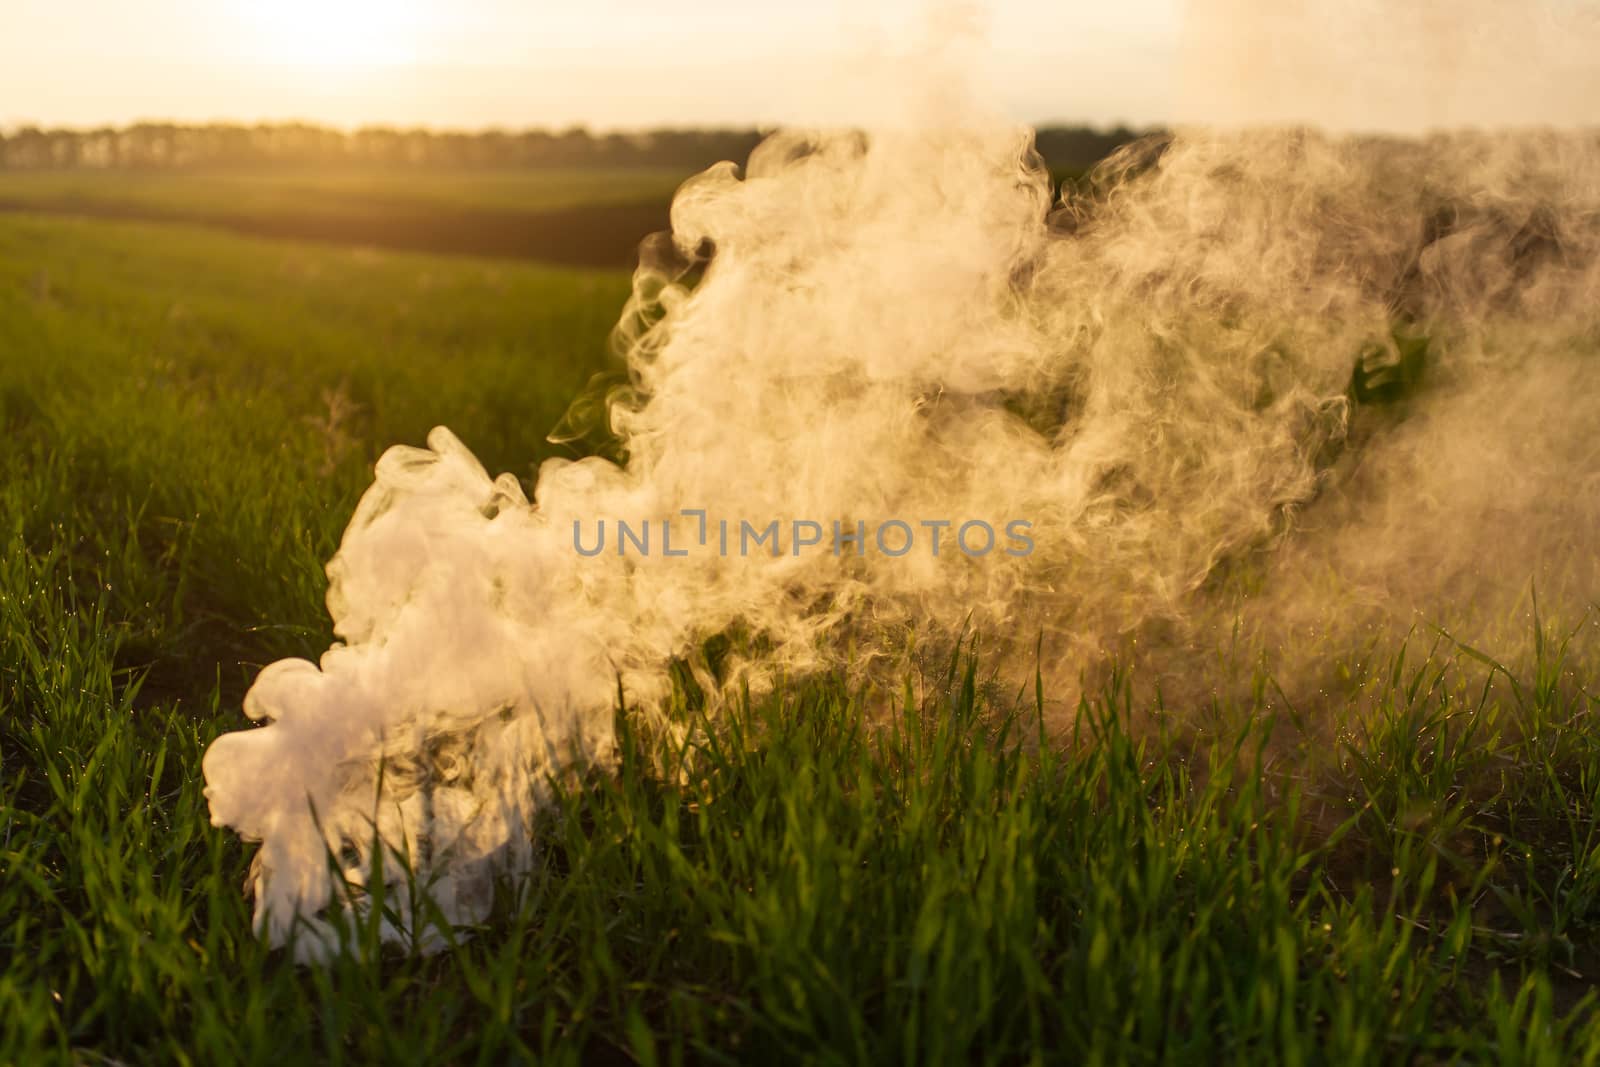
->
0, 168, 680, 266
0, 167, 687, 215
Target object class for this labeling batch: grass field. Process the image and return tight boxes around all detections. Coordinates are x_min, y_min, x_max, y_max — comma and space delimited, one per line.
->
0, 167, 688, 217
0, 168, 690, 267
4, 200, 1600, 1064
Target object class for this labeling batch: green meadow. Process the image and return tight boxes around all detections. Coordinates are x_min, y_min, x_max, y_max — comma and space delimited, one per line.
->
0, 167, 687, 218
0, 168, 689, 267
4, 197, 1600, 1064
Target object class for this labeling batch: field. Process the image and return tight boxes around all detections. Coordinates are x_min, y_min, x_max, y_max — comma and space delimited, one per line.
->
4, 191, 1600, 1064
0, 168, 688, 266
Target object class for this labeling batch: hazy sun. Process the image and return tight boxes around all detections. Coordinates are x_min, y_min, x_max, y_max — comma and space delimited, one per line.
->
234, 0, 426, 68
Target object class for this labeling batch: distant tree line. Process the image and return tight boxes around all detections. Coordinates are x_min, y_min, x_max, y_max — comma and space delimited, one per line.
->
0, 122, 1152, 175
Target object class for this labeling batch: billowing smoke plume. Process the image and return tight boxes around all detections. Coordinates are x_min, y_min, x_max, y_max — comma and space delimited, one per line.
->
203, 2, 1600, 957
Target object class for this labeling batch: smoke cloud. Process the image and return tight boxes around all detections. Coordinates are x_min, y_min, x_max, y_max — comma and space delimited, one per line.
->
203, 2, 1600, 958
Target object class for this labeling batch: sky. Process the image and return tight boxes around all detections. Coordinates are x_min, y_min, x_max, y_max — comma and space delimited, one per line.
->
0, 1, 1183, 131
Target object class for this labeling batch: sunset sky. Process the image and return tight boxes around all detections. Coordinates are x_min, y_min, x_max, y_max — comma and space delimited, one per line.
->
8, 1, 1596, 134
0, 1, 1182, 130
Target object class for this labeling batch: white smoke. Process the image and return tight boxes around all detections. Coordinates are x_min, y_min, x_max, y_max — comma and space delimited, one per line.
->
203, 1, 1600, 958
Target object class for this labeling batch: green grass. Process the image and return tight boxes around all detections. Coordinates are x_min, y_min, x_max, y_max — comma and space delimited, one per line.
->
0, 167, 688, 220
4, 209, 1600, 1064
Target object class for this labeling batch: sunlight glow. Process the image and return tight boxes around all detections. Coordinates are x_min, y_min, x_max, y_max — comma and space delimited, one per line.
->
233, 0, 428, 68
